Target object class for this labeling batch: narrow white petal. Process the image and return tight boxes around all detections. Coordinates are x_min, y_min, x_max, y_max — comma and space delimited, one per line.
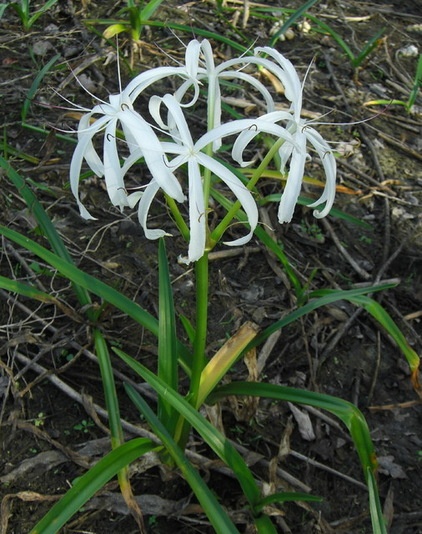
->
232, 129, 259, 167
127, 190, 143, 208
70, 131, 102, 220
103, 120, 130, 209
137, 180, 171, 240
184, 39, 202, 78
254, 47, 302, 109
304, 128, 337, 217
160, 143, 188, 157
161, 94, 195, 147
149, 95, 169, 131
196, 118, 297, 153
121, 148, 143, 175
200, 39, 216, 73
220, 71, 275, 112
196, 153, 258, 246
277, 132, 307, 223
76, 114, 108, 177
187, 159, 206, 262
119, 109, 185, 202
124, 66, 191, 102
174, 77, 201, 107
210, 81, 222, 150
230, 117, 297, 167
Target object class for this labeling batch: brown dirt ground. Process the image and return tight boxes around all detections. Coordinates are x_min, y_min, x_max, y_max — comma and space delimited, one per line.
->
0, 1, 421, 533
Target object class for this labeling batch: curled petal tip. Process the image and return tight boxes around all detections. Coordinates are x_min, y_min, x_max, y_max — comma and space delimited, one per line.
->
79, 205, 97, 221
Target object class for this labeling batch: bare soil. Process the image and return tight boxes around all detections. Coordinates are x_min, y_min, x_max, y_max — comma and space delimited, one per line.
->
0, 1, 421, 533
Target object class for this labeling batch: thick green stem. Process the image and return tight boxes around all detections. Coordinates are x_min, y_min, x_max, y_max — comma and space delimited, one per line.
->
174, 251, 209, 449
190, 251, 209, 405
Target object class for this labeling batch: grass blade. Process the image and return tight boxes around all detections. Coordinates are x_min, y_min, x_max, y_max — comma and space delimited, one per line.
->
249, 285, 396, 349
307, 14, 355, 63
354, 28, 385, 68
0, 276, 57, 303
407, 53, 422, 109
140, 0, 165, 20
144, 20, 251, 54
0, 224, 159, 333
27, 0, 59, 29
255, 492, 321, 512
0, 224, 194, 371
268, 0, 320, 47
367, 468, 386, 534
21, 54, 60, 122
30, 438, 158, 534
93, 330, 144, 525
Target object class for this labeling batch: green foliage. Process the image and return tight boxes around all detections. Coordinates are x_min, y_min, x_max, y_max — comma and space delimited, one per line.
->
239, 2, 384, 69
305, 14, 385, 69
364, 53, 422, 112
2, 3, 419, 527
124, 384, 242, 534
209, 382, 386, 534
73, 419, 94, 433
29, 438, 158, 534
21, 53, 61, 123
119, 360, 278, 533
1, 0, 59, 31
157, 238, 178, 434
2, 159, 418, 532
268, 0, 320, 47
100, 0, 166, 41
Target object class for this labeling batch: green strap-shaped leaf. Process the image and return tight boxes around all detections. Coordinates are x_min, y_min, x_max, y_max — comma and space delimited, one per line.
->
30, 438, 158, 534
157, 238, 178, 432
0, 224, 158, 333
0, 156, 91, 308
114, 349, 274, 523
209, 381, 387, 534
124, 384, 241, 534
0, 276, 58, 303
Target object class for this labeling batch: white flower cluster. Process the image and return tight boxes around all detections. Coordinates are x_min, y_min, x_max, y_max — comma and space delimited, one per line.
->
70, 39, 336, 263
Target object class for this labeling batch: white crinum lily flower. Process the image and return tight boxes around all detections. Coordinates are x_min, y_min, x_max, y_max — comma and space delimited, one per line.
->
233, 46, 337, 224
128, 94, 298, 263
184, 40, 277, 148
70, 38, 336, 263
124, 39, 278, 148
70, 92, 185, 220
